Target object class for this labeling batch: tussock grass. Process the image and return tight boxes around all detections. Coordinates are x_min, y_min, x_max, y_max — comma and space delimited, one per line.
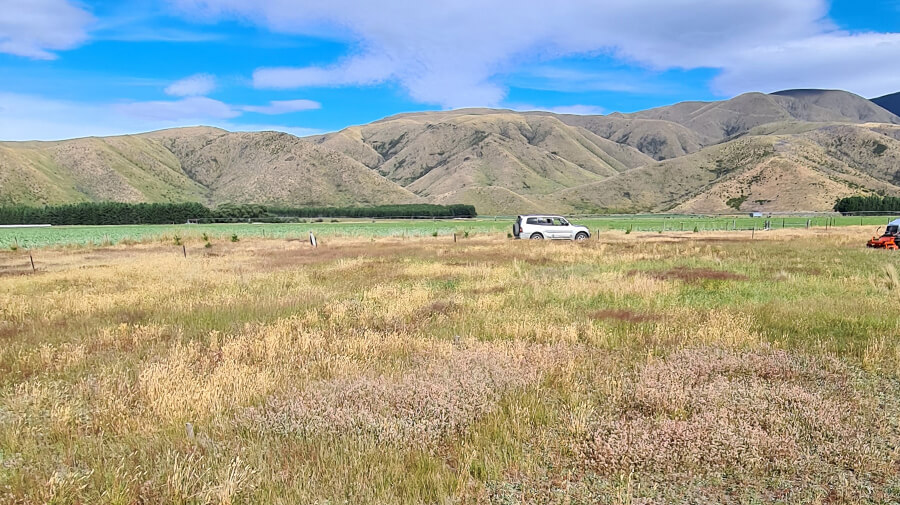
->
1, 229, 899, 503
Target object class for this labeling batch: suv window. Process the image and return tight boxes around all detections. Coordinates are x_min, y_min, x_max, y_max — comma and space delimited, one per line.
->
553, 218, 569, 226
526, 217, 538, 225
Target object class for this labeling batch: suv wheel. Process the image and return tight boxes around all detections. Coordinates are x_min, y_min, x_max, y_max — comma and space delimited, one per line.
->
530, 233, 544, 240
575, 232, 589, 241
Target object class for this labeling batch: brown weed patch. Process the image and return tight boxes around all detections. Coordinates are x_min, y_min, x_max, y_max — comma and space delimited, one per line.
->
417, 300, 457, 318
588, 309, 658, 323
583, 347, 900, 491
632, 266, 748, 283
469, 286, 507, 295
245, 344, 564, 446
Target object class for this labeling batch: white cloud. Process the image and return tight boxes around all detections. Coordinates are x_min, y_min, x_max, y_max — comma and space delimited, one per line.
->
0, 93, 322, 140
115, 96, 238, 121
712, 32, 900, 98
508, 67, 648, 94
253, 54, 394, 88
242, 99, 322, 114
169, 0, 900, 105
0, 0, 93, 59
165, 74, 217, 96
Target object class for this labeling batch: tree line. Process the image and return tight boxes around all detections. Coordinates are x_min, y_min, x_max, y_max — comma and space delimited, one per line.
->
266, 204, 477, 219
0, 202, 477, 225
834, 196, 900, 214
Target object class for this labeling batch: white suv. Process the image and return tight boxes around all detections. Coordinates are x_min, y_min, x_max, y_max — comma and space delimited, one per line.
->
513, 215, 591, 240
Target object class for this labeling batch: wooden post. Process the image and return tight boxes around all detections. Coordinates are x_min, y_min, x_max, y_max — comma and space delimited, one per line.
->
681, 222, 684, 232
806, 219, 810, 229
453, 233, 457, 243
182, 245, 186, 257
30, 253, 35, 273
752, 226, 755, 239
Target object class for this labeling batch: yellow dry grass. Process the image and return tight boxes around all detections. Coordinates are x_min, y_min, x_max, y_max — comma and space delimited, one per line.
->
1, 229, 899, 503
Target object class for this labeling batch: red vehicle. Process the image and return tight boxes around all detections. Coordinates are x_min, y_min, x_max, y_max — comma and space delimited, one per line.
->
867, 219, 900, 250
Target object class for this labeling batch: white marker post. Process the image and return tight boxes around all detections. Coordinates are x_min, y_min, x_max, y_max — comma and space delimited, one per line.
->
309, 232, 318, 248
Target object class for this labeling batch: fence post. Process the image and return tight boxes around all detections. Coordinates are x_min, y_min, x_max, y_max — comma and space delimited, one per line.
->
182, 245, 186, 258
806, 219, 810, 229
752, 226, 755, 239
30, 253, 35, 273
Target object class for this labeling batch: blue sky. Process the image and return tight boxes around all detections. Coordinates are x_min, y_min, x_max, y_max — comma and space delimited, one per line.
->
0, 0, 898, 140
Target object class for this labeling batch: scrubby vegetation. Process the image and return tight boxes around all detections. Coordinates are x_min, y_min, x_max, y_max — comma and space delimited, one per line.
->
1, 228, 899, 503
267, 204, 476, 219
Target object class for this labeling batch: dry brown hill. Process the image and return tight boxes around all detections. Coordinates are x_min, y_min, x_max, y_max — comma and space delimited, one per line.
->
554, 123, 900, 213
313, 112, 654, 205
0, 127, 420, 207
2, 89, 900, 214
626, 90, 899, 144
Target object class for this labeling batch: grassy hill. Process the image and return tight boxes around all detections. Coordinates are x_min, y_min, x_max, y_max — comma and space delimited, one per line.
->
2, 89, 899, 214
554, 123, 900, 213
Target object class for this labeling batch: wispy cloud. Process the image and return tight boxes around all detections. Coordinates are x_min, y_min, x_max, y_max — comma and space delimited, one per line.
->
97, 27, 225, 43
0, 92, 322, 140
242, 99, 322, 114
165, 74, 217, 97
169, 0, 900, 105
115, 96, 238, 121
0, 0, 94, 59
170, 0, 845, 107
712, 32, 900, 98
253, 55, 394, 89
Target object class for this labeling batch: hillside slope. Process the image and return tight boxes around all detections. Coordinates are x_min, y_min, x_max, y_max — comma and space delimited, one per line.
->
873, 92, 900, 117
626, 90, 899, 145
554, 123, 900, 213
2, 89, 899, 214
0, 128, 421, 207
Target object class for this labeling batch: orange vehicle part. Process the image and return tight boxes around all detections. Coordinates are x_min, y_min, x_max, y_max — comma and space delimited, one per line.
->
867, 235, 899, 249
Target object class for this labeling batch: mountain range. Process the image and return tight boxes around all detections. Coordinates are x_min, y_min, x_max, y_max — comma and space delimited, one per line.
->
2, 89, 900, 214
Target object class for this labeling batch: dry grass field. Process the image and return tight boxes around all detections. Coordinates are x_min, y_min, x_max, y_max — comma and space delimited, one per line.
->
1, 228, 900, 503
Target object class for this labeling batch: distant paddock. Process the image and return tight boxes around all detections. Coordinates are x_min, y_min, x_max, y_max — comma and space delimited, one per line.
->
0, 215, 896, 248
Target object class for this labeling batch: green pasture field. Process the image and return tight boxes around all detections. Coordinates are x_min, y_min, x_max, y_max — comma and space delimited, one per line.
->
1, 214, 897, 248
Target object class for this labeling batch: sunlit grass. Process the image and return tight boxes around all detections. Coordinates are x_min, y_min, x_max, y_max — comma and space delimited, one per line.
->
1, 228, 899, 503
